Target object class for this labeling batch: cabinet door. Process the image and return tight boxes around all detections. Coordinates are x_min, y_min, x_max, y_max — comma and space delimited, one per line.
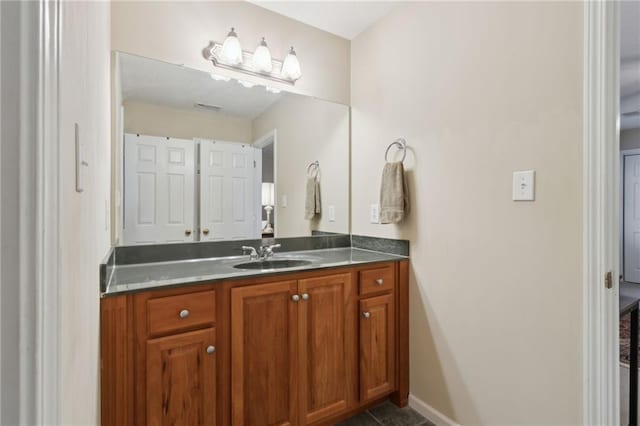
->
360, 294, 395, 401
231, 281, 298, 426
146, 328, 216, 426
298, 273, 355, 424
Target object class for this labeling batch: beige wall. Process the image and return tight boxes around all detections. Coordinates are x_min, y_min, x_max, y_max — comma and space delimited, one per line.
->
253, 95, 350, 237
111, 1, 350, 105
59, 1, 112, 424
123, 101, 253, 143
351, 3, 583, 424
621, 128, 640, 151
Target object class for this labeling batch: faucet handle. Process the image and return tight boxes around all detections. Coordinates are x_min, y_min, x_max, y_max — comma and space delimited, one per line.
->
260, 243, 281, 258
241, 246, 259, 259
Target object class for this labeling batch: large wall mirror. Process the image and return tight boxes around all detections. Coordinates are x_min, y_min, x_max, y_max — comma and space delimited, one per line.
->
113, 52, 350, 245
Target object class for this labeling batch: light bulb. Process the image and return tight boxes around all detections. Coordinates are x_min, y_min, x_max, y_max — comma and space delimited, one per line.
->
220, 27, 243, 65
252, 37, 273, 73
238, 80, 255, 88
265, 86, 281, 94
281, 46, 302, 81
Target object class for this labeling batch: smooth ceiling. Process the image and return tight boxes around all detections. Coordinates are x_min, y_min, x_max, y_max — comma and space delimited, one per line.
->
119, 52, 283, 119
248, 1, 398, 40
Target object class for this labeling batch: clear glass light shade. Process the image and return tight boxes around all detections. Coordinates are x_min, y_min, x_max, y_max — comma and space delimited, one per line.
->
261, 182, 275, 206
220, 28, 243, 65
252, 38, 273, 73
281, 47, 302, 81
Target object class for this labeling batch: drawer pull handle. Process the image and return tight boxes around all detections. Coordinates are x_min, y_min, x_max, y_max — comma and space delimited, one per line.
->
179, 309, 190, 319
301, 293, 309, 301
375, 278, 384, 286
291, 294, 300, 302
362, 311, 371, 319
206, 345, 216, 354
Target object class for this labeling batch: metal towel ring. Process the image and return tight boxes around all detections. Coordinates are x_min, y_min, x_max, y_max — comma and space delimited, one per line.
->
385, 138, 407, 163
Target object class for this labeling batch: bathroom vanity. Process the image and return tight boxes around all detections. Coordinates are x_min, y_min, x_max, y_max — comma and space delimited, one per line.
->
105, 48, 408, 425
100, 244, 409, 425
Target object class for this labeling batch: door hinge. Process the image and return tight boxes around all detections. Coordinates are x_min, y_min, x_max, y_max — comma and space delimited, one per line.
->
605, 271, 613, 289
253, 160, 256, 168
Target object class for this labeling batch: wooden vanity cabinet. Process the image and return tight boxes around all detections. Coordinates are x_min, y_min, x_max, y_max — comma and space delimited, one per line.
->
100, 260, 409, 426
230, 280, 299, 426
229, 272, 356, 426
146, 328, 217, 425
297, 273, 357, 424
359, 294, 395, 402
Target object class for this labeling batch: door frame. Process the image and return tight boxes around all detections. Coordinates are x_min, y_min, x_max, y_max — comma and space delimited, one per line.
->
16, 0, 622, 424
583, 1, 620, 424
4, 0, 63, 423
253, 129, 277, 236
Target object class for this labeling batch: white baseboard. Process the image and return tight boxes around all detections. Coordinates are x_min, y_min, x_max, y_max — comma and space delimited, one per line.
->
409, 393, 461, 426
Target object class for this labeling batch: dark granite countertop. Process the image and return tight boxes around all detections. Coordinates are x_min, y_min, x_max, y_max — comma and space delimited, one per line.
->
102, 247, 407, 296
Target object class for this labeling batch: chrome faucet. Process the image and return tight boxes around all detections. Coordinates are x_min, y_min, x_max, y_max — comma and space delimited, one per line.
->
242, 243, 281, 260
241, 246, 259, 260
259, 244, 281, 259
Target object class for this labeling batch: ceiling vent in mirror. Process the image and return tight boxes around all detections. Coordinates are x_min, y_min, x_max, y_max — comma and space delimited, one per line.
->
203, 28, 302, 85
194, 103, 223, 112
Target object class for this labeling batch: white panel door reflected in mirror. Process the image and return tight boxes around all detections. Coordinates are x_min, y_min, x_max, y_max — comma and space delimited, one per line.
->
115, 51, 350, 245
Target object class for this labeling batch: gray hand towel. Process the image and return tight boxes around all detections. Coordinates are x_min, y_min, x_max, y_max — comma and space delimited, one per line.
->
379, 161, 409, 224
305, 176, 321, 220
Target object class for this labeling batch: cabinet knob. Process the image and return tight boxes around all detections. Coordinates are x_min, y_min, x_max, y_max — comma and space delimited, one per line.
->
362, 311, 371, 319
291, 294, 300, 302
301, 293, 309, 301
202, 228, 210, 235
185, 229, 192, 236
375, 278, 384, 286
179, 309, 190, 319
206, 345, 216, 354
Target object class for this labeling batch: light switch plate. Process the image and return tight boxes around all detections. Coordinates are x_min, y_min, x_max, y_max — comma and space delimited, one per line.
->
281, 195, 287, 208
328, 205, 335, 222
512, 170, 535, 201
370, 204, 380, 223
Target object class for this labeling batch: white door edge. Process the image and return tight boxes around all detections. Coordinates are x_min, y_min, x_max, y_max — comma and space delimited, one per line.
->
583, 1, 620, 425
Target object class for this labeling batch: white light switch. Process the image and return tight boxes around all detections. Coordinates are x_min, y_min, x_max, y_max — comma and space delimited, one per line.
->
281, 195, 287, 208
328, 205, 335, 222
512, 170, 535, 201
370, 204, 380, 223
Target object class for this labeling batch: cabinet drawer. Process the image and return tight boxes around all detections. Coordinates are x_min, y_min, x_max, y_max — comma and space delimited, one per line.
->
359, 265, 394, 295
147, 290, 216, 336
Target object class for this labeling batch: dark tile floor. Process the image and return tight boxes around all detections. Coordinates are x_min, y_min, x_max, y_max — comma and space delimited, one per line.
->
337, 401, 435, 426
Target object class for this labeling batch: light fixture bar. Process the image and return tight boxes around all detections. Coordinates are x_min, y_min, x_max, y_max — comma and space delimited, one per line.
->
203, 42, 297, 86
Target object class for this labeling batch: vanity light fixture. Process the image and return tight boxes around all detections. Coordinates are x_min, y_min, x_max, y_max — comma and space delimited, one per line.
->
281, 47, 302, 81
220, 27, 243, 65
252, 37, 273, 73
203, 29, 302, 85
